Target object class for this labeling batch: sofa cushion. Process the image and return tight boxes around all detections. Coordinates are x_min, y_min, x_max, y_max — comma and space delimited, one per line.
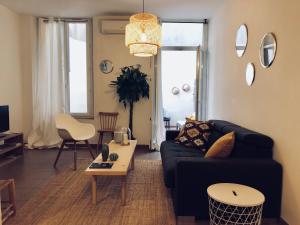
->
160, 141, 204, 188
206, 128, 223, 149
175, 120, 212, 150
209, 120, 273, 158
205, 132, 235, 158
222, 126, 273, 148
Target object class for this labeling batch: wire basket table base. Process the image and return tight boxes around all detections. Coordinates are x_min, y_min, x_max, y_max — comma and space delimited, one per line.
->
208, 197, 263, 225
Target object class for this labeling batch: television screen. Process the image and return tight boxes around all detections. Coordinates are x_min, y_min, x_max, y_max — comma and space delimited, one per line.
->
0, 105, 9, 133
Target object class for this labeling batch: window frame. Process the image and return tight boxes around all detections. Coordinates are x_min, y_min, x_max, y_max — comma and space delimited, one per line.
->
64, 18, 94, 119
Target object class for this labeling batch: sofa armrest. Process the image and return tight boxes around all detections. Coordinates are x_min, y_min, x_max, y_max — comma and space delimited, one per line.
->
166, 130, 180, 141
174, 157, 282, 218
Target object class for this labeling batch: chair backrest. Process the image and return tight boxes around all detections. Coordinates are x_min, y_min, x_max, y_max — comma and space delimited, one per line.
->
55, 113, 79, 130
55, 113, 95, 141
99, 112, 119, 131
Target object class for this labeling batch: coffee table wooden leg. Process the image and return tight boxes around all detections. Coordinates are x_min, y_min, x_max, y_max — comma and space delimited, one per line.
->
92, 176, 97, 204
121, 176, 127, 206
132, 155, 135, 170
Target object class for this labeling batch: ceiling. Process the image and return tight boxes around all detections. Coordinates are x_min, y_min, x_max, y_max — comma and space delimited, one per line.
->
0, 0, 221, 19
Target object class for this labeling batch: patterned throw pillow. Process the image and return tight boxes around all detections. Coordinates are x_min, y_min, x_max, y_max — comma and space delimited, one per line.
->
175, 120, 212, 150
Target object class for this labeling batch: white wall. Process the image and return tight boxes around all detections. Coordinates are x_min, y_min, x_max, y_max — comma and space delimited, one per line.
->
0, 4, 35, 138
0, 5, 23, 133
84, 16, 154, 145
20, 15, 35, 138
208, 0, 300, 223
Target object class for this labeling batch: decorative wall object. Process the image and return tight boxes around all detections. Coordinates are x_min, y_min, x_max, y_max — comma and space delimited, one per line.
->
171, 87, 180, 95
245, 63, 255, 86
182, 83, 191, 92
125, 0, 161, 57
259, 33, 277, 68
235, 24, 248, 57
100, 59, 114, 74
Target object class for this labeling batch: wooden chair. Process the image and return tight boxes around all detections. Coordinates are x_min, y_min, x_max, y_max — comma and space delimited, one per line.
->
0, 179, 16, 224
97, 112, 119, 153
53, 113, 95, 170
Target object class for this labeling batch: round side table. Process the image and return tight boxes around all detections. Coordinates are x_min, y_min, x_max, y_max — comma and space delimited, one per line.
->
207, 183, 265, 225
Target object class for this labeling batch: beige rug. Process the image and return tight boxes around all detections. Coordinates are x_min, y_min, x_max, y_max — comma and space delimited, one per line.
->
7, 160, 176, 225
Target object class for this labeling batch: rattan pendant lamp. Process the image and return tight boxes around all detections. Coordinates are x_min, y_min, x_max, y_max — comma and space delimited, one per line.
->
125, 0, 161, 57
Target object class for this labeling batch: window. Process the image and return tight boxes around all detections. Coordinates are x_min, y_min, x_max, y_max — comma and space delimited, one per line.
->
162, 22, 203, 47
65, 20, 93, 118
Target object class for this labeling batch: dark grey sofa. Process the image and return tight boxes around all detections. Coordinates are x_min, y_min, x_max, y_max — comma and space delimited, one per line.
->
160, 120, 282, 219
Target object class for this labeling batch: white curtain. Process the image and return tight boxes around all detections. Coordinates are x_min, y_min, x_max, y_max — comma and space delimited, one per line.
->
28, 18, 65, 148
151, 54, 166, 150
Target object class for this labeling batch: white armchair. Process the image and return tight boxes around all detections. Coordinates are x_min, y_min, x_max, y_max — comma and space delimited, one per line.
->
53, 113, 95, 170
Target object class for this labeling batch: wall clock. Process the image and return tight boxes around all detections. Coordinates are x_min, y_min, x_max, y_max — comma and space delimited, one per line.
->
100, 60, 114, 74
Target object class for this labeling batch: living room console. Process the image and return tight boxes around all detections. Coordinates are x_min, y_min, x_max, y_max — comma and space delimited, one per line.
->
0, 133, 24, 165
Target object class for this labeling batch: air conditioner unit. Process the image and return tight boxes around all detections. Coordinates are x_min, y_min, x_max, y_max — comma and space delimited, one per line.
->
100, 20, 128, 34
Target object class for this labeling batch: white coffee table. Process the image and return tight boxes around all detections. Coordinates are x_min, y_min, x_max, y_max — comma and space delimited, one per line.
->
207, 183, 265, 225
85, 140, 137, 205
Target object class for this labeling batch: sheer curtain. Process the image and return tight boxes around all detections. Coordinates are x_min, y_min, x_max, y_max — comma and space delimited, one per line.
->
151, 54, 166, 150
28, 18, 65, 148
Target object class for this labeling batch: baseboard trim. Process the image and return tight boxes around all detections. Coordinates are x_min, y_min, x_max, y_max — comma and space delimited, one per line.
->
279, 218, 289, 225
136, 145, 150, 150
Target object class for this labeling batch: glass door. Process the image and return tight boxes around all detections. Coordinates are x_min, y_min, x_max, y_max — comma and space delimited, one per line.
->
161, 49, 198, 129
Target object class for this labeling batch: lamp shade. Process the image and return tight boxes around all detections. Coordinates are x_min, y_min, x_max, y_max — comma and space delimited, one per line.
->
125, 13, 161, 57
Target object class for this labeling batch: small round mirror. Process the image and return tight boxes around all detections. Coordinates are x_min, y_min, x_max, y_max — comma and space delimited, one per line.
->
171, 87, 180, 95
182, 84, 191, 92
100, 59, 114, 74
259, 33, 277, 68
235, 24, 248, 57
246, 63, 255, 86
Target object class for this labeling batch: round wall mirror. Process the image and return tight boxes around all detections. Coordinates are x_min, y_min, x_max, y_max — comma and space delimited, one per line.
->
246, 63, 255, 86
182, 84, 191, 92
100, 60, 114, 74
259, 33, 277, 68
171, 87, 180, 95
235, 24, 248, 57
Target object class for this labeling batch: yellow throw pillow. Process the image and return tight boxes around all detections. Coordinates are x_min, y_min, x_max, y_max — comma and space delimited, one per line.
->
205, 132, 235, 158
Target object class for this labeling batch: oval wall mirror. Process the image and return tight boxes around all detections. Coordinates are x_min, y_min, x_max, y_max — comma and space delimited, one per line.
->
259, 33, 277, 68
246, 63, 255, 86
235, 24, 248, 57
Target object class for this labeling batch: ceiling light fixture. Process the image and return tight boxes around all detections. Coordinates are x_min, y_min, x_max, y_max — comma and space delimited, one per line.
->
125, 0, 161, 57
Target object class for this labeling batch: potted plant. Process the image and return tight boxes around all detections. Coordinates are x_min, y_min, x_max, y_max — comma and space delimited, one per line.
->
110, 65, 149, 139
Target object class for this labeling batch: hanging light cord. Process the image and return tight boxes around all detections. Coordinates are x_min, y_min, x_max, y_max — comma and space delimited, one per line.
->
142, 0, 145, 13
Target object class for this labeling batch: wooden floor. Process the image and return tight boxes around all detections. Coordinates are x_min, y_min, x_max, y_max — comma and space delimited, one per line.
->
0, 147, 286, 225
0, 146, 161, 208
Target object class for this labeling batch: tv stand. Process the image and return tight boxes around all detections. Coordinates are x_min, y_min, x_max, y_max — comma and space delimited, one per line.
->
0, 133, 23, 164
0, 133, 7, 138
